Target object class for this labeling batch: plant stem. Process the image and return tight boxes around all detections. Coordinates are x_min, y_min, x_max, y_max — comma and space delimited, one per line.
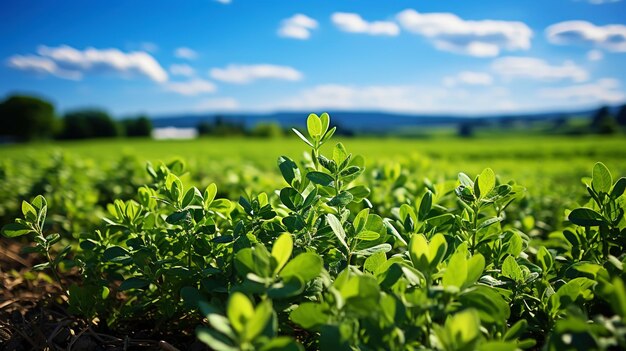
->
45, 249, 66, 294
470, 204, 479, 255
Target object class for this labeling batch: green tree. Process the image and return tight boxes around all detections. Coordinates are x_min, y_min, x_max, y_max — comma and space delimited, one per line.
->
122, 115, 153, 137
616, 104, 626, 127
61, 109, 121, 139
0, 95, 57, 141
591, 106, 617, 134
251, 122, 284, 138
458, 122, 474, 138
196, 120, 213, 136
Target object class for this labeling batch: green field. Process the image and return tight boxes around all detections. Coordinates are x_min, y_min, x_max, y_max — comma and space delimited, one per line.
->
2, 128, 626, 350
5, 133, 626, 180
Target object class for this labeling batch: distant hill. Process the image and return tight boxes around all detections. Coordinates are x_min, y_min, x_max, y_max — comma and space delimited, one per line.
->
150, 109, 597, 134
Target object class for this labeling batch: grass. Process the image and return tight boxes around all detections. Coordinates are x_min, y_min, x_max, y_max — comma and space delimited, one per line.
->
2, 134, 625, 205
4, 133, 624, 160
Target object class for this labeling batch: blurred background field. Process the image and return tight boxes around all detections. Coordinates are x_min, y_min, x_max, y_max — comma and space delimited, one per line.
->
4, 133, 626, 179
2, 131, 625, 237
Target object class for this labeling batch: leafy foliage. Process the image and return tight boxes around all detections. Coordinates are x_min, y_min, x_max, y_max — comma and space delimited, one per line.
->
2, 113, 626, 350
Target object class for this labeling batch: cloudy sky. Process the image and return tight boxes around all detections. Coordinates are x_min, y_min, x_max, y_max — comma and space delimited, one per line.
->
2, 0, 626, 116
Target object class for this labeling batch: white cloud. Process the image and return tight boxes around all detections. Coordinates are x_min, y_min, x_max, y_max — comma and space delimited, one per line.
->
164, 79, 217, 96
396, 9, 532, 57
8, 45, 168, 82
195, 97, 239, 111
210, 64, 303, 84
7, 55, 82, 80
174, 47, 198, 60
538, 78, 625, 104
278, 14, 318, 40
215, 0, 231, 4
443, 71, 493, 87
583, 0, 621, 4
139, 42, 159, 53
269, 84, 446, 112
170, 64, 195, 77
546, 21, 626, 52
265, 84, 523, 114
491, 57, 588, 82
331, 12, 400, 36
587, 49, 604, 61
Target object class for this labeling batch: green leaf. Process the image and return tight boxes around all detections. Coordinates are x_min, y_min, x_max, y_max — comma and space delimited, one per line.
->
504, 319, 528, 341
259, 337, 303, 351
568, 208, 605, 226
234, 248, 255, 277
196, 327, 237, 351
364, 251, 387, 273
307, 113, 322, 138
442, 244, 468, 290
2, 222, 33, 238
306, 171, 334, 187
290, 302, 329, 329
182, 187, 200, 208
321, 126, 337, 144
409, 234, 429, 271
477, 342, 518, 351
460, 286, 510, 325
31, 195, 46, 210
537, 246, 554, 273
319, 112, 330, 136
428, 233, 448, 269
478, 168, 496, 198
204, 183, 217, 208
604, 278, 626, 319
353, 208, 370, 233
282, 215, 306, 232
326, 214, 349, 251
278, 156, 300, 186
458, 172, 474, 188
465, 254, 485, 287
119, 277, 150, 291
549, 277, 596, 314
339, 166, 360, 178
103, 246, 130, 262
328, 191, 353, 207
280, 252, 323, 282
243, 299, 273, 342
355, 230, 379, 241
166, 210, 191, 224
438, 309, 481, 349
610, 177, 626, 199
271, 233, 293, 274
353, 243, 392, 256
21, 201, 37, 221
280, 187, 303, 211
207, 314, 236, 340
210, 198, 232, 212
418, 191, 433, 221
333, 143, 348, 165
267, 275, 305, 298
501, 256, 523, 282
227, 292, 254, 334
292, 128, 313, 147
400, 204, 416, 229
347, 185, 370, 201
592, 162, 612, 194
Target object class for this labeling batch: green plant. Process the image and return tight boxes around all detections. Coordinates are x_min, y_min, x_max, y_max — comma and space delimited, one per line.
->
2, 113, 626, 350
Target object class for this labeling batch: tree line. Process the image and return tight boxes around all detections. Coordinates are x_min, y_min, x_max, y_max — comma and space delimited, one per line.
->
458, 104, 626, 138
0, 95, 152, 142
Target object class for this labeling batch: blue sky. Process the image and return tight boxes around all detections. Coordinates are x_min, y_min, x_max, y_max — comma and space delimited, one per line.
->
1, 0, 626, 116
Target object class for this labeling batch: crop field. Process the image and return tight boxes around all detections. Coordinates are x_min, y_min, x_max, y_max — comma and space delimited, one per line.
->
2, 114, 626, 350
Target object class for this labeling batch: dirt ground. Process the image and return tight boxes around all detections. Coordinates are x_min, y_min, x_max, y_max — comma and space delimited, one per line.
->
0, 240, 205, 351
